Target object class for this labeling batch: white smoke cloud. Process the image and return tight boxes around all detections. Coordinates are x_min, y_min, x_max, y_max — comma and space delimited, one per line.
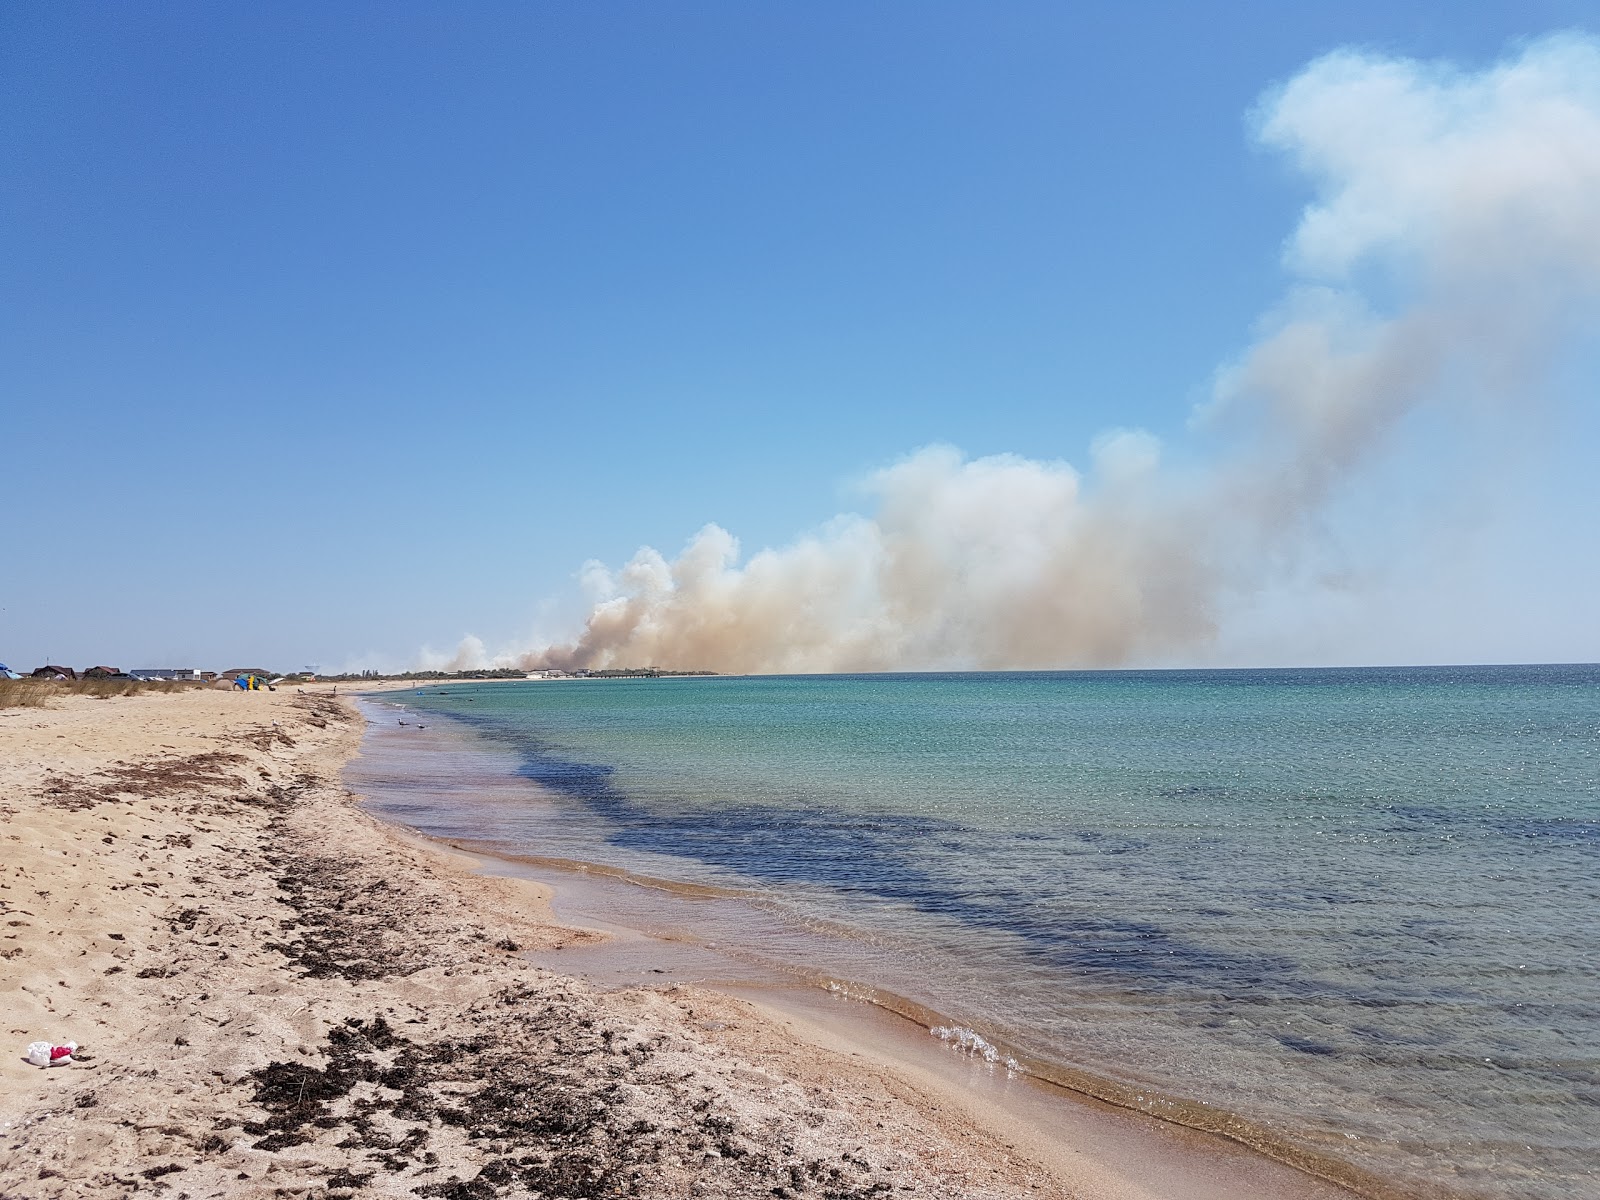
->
417, 634, 494, 672
459, 35, 1600, 674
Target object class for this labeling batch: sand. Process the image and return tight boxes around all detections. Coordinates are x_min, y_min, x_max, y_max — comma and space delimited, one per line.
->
0, 685, 1355, 1200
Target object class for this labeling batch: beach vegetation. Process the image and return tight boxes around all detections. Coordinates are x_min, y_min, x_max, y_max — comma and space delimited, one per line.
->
0, 678, 206, 708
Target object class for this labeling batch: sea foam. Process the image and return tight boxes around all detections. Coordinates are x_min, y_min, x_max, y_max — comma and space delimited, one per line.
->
930, 1025, 1020, 1071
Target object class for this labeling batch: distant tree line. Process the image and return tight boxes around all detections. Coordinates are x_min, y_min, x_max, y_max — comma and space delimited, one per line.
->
587, 668, 719, 678
315, 667, 719, 682
318, 668, 529, 682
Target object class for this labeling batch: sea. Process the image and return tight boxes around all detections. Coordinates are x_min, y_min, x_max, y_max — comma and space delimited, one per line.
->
348, 666, 1599, 1200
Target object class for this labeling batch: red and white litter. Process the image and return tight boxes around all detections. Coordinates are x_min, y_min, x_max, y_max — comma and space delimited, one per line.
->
23, 1041, 77, 1068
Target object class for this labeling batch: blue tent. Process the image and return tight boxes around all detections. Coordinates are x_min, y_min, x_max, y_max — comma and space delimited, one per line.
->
0, 664, 21, 680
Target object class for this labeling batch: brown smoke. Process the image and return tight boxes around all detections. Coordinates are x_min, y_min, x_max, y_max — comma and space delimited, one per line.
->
450, 36, 1600, 675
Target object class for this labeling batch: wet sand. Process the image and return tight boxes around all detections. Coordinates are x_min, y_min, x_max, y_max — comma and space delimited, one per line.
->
457, 849, 1369, 1200
0, 683, 1357, 1199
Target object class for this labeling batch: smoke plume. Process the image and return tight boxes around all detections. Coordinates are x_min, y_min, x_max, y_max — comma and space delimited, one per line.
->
460, 36, 1600, 674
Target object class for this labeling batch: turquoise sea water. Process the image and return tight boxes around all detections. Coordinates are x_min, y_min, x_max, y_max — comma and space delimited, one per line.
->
359, 667, 1599, 1200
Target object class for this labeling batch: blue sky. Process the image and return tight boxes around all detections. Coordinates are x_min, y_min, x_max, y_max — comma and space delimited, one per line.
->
4, 2, 1597, 672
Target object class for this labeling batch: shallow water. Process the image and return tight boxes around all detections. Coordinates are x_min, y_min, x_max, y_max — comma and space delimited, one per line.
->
351, 667, 1600, 1200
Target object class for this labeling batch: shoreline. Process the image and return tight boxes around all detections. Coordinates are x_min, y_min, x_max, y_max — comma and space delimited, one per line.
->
429, 836, 1401, 1200
345, 688, 1376, 1200
1, 683, 1357, 1200
428, 839, 1383, 1200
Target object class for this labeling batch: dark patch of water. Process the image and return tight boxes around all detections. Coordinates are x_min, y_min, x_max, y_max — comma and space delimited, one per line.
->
425, 711, 1364, 998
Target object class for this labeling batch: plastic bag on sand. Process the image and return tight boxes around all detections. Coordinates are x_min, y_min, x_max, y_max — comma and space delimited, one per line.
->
24, 1041, 76, 1067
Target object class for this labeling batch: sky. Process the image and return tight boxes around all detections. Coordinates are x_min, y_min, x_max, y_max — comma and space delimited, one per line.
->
3, 2, 1598, 673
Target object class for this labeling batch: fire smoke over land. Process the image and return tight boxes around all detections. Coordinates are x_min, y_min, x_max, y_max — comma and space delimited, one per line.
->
450, 37, 1600, 675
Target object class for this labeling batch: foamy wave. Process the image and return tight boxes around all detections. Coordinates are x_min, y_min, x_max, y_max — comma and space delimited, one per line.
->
930, 1025, 1020, 1071
825, 980, 872, 1003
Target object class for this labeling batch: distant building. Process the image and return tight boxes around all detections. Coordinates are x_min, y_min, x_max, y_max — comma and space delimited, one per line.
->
81, 666, 122, 679
31, 665, 77, 680
133, 668, 203, 681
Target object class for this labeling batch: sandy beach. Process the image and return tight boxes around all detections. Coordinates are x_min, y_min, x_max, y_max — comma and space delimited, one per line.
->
0, 685, 1354, 1200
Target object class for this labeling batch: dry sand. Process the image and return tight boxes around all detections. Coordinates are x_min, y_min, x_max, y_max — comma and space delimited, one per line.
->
0, 685, 1356, 1200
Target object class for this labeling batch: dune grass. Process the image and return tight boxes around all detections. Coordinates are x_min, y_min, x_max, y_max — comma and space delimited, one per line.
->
0, 678, 206, 709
